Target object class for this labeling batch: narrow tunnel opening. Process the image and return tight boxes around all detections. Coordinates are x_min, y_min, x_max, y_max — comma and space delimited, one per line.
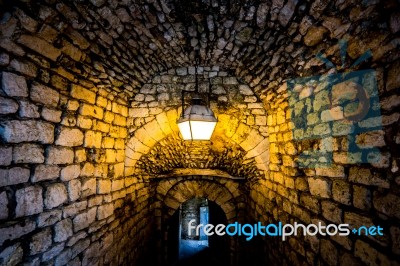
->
167, 198, 230, 266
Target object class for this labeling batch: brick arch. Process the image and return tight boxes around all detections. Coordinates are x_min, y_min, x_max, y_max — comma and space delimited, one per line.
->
157, 178, 243, 222
155, 177, 245, 265
125, 109, 270, 176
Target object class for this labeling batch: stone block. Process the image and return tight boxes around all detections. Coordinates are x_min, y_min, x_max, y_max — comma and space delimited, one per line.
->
129, 107, 149, 118
67, 100, 80, 111
390, 226, 400, 255
321, 201, 342, 224
88, 195, 102, 207
0, 120, 54, 143
68, 180, 81, 201
1, 72, 28, 97
351, 186, 370, 212
313, 123, 331, 137
104, 112, 116, 125
61, 165, 81, 181
0, 243, 23, 266
344, 212, 374, 230
96, 96, 108, 107
320, 239, 338, 266
97, 203, 114, 220
313, 89, 330, 112
321, 106, 344, 122
30, 83, 59, 107
63, 201, 87, 218
37, 210, 62, 228
75, 148, 86, 163
16, 186, 43, 217
30, 228, 52, 255
81, 178, 96, 198
255, 115, 267, 125
92, 120, 110, 132
332, 120, 354, 136
46, 146, 74, 165
0, 167, 30, 187
381, 94, 400, 111
103, 149, 117, 165
32, 165, 60, 182
373, 192, 400, 219
308, 178, 331, 198
97, 179, 111, 194
54, 219, 73, 242
0, 147, 12, 166
102, 137, 114, 148
42, 243, 65, 262
80, 103, 103, 119
55, 127, 84, 147
0, 96, 18, 114
0, 220, 36, 246
73, 207, 96, 232
0, 191, 8, 219
331, 81, 358, 105
113, 114, 126, 127
18, 34, 60, 61
349, 167, 389, 188
304, 26, 328, 46
45, 183, 68, 209
71, 85, 96, 104
67, 231, 87, 248
18, 100, 40, 118
80, 163, 94, 177
386, 60, 400, 91
109, 125, 127, 138
41, 108, 62, 123
84, 130, 102, 148
9, 59, 37, 77
332, 180, 351, 205
77, 115, 92, 129
111, 179, 124, 191
300, 194, 320, 213
295, 177, 308, 191
355, 130, 386, 148
333, 151, 362, 164
112, 102, 128, 116
355, 240, 391, 265
13, 143, 44, 164
316, 165, 345, 178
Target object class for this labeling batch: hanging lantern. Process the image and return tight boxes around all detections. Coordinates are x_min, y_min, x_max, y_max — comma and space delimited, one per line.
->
177, 94, 217, 140
177, 53, 217, 140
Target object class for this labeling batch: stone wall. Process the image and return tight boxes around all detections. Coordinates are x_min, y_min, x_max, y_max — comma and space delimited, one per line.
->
248, 44, 400, 266
125, 68, 270, 180
0, 5, 153, 265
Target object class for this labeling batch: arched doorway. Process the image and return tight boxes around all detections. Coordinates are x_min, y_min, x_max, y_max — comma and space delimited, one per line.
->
156, 177, 245, 266
166, 198, 230, 266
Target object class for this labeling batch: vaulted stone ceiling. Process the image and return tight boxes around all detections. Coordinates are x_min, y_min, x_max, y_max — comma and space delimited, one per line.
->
3, 0, 398, 101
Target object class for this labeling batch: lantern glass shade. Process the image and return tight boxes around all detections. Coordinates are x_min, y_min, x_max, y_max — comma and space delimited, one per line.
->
177, 104, 217, 140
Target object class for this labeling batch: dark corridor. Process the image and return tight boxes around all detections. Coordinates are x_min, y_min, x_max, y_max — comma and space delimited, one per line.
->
166, 198, 230, 266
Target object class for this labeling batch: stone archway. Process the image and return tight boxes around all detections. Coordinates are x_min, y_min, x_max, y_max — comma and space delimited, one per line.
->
154, 176, 246, 266
125, 109, 270, 177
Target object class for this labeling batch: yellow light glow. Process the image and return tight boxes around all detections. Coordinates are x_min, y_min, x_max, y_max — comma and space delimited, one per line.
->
177, 120, 217, 140
177, 121, 192, 140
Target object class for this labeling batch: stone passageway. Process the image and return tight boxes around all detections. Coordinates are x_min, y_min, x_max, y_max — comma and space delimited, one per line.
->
0, 0, 399, 265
